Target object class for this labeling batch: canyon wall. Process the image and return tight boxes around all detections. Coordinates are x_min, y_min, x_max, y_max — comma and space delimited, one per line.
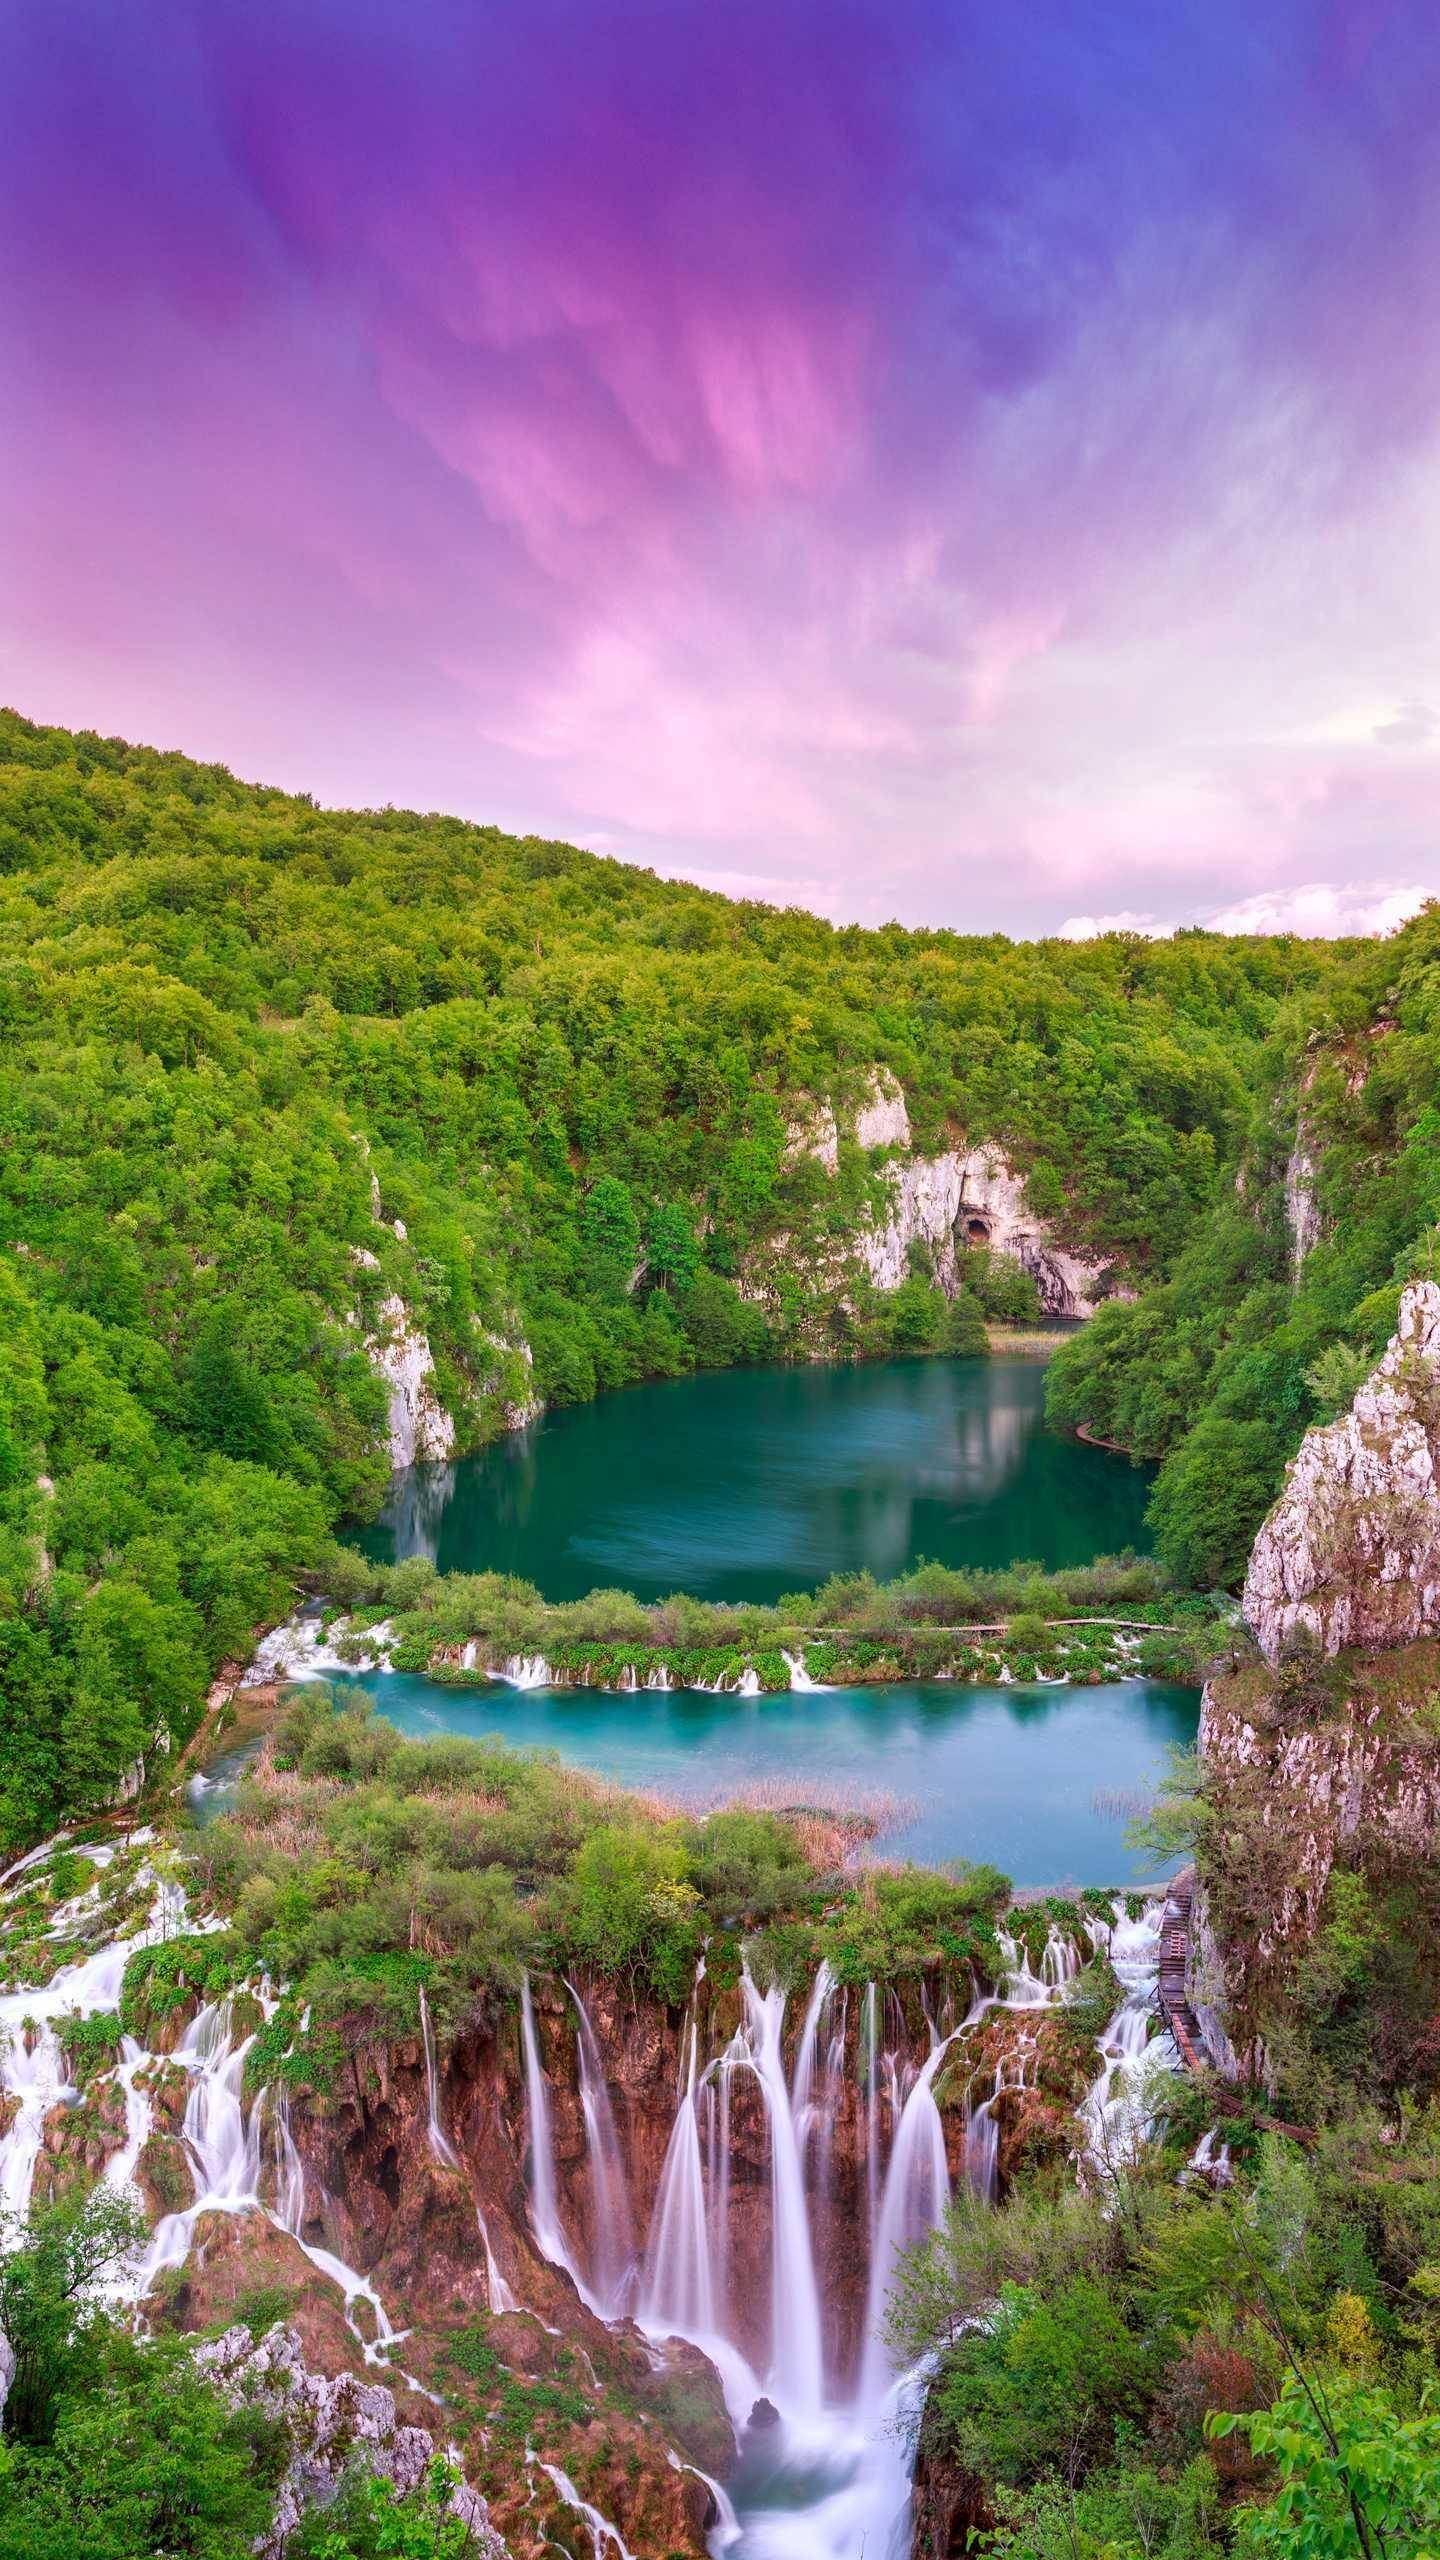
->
1244, 1280, 1440, 1664
787, 1068, 1113, 1319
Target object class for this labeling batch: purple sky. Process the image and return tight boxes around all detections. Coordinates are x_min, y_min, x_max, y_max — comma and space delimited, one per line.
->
3, 1, 1439, 934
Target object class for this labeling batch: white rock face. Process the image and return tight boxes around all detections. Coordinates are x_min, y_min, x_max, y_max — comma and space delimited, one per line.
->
783, 1100, 840, 1175
858, 1139, 1108, 1317
195, 2324, 507, 2558
853, 1068, 911, 1152
784, 1067, 908, 1173
1283, 1130, 1322, 1281
365, 1294, 457, 1471
1244, 1280, 1440, 1665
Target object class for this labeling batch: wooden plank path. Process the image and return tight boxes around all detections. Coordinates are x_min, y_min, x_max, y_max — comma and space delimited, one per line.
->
1154, 1867, 1317, 2143
1155, 1867, 1210, 2072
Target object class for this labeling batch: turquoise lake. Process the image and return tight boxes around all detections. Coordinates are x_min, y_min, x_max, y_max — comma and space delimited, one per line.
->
324, 1667, 1196, 1887
357, 1354, 1155, 1603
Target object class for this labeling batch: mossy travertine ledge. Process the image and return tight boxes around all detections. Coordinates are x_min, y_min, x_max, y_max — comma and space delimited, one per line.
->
1243, 1278, 1440, 1664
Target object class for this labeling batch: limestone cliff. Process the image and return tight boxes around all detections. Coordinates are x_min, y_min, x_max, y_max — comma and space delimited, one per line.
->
781, 1066, 1112, 1318
362, 1281, 458, 1470
1244, 1281, 1440, 1665
857, 1138, 1108, 1317
1190, 1281, 1440, 2066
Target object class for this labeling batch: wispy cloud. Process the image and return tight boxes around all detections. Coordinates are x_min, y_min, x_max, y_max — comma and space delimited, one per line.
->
4, 1, 1440, 932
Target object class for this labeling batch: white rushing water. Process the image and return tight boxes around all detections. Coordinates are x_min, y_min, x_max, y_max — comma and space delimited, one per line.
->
517, 1898, 1172, 2559
0, 1841, 409, 2369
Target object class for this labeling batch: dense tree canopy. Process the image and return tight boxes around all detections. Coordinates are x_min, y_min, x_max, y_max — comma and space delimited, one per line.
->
0, 707, 1359, 1835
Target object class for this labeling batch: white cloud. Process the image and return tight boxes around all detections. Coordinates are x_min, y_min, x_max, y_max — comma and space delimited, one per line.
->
1057, 908, 1166, 940
1204, 881, 1432, 937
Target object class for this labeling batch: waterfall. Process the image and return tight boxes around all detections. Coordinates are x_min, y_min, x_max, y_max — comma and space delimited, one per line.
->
419, 1987, 460, 2171
861, 1982, 881, 2248
520, 1975, 580, 2280
740, 1973, 824, 2419
790, 1958, 835, 2153
857, 2035, 954, 2411
103, 2036, 154, 2202
460, 1639, 478, 1669
566, 1981, 636, 2318
1189, 2128, 1233, 2184
531, 2456, 638, 2560
640, 2017, 716, 2339
1080, 1900, 1176, 2178
645, 1666, 672, 1691
491, 1654, 552, 1690
735, 1668, 761, 1698
781, 1647, 832, 1694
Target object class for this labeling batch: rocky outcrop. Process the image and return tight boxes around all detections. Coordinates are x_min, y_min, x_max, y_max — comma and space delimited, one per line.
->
858, 1139, 1108, 1318
362, 1285, 457, 1470
195, 2321, 508, 2557
1244, 1281, 1440, 1664
1196, 1663, 1440, 1964
784, 1066, 908, 1173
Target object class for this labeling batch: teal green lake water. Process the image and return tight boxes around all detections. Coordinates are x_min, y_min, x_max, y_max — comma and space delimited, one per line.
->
357, 1355, 1154, 1603
323, 1668, 1196, 1887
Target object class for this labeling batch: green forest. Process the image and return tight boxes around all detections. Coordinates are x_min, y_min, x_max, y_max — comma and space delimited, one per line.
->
0, 706, 1431, 1849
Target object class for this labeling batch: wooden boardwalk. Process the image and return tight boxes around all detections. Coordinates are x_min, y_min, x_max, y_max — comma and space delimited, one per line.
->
1155, 1868, 1210, 2072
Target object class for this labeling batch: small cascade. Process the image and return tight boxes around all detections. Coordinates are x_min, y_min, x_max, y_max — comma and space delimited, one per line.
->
139, 1997, 263, 2285
519, 1975, 581, 2281
1081, 1899, 1176, 2178
460, 1639, 478, 1669
566, 1980, 636, 2318
531, 2456, 638, 2560
418, 1987, 459, 2171
1188, 2127, 1233, 2185
1041, 1925, 1079, 1989
490, 1654, 553, 1690
640, 2017, 715, 2339
781, 1648, 832, 1694
0, 1908, 167, 2225
994, 1929, 1055, 2011
857, 2034, 954, 2410
618, 1665, 639, 1693
103, 2036, 154, 2201
645, 1666, 672, 1691
735, 1667, 761, 1698
740, 1973, 824, 2419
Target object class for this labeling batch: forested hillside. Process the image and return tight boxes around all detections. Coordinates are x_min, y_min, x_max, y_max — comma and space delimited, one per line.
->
0, 708, 1346, 1842
1048, 909, 1440, 1585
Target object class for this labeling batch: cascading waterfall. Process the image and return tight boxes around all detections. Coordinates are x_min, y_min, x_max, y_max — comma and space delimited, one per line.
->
566, 1980, 636, 2317
1080, 1899, 1176, 2178
491, 1654, 553, 1690
419, 1986, 459, 2170
741, 1973, 825, 2420
790, 1958, 835, 2162
520, 1973, 583, 2283
861, 1982, 880, 2247
640, 2016, 716, 2338
781, 1648, 832, 1694
856, 2034, 954, 2411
